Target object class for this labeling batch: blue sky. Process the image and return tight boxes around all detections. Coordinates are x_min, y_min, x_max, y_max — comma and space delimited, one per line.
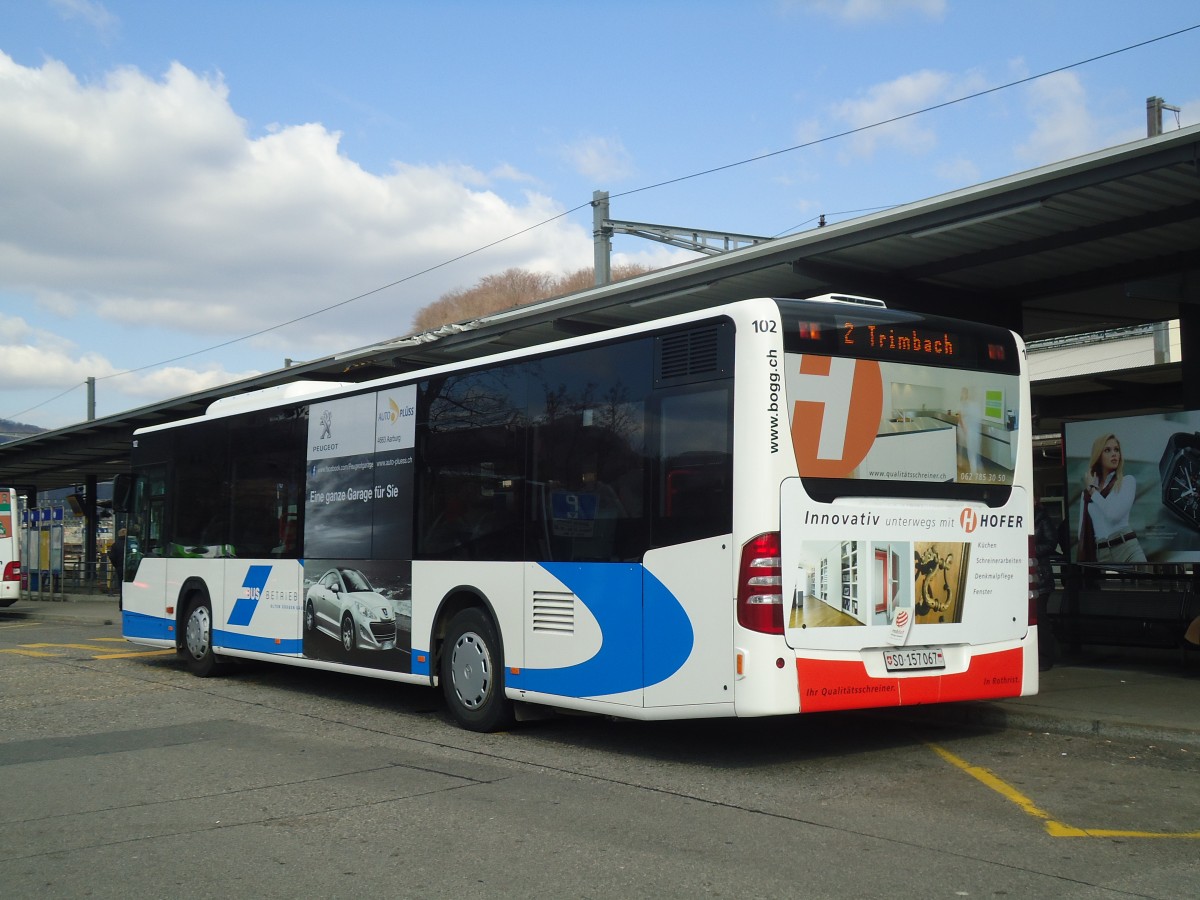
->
1, 0, 1197, 429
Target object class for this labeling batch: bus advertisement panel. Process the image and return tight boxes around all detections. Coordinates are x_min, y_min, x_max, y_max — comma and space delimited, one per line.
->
302, 385, 416, 669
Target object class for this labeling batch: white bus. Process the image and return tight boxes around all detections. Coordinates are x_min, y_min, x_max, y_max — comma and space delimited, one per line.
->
115, 295, 1038, 730
0, 488, 20, 606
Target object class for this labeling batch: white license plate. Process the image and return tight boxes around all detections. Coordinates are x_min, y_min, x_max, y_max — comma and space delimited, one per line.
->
883, 647, 945, 672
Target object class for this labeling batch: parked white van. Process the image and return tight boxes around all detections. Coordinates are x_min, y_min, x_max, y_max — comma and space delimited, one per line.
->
0, 488, 20, 606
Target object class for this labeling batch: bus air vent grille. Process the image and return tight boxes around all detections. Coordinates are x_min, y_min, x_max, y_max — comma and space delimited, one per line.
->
532, 591, 575, 634
659, 327, 719, 380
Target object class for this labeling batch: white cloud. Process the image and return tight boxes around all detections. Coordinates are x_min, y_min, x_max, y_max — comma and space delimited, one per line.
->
0, 51, 594, 416
489, 162, 538, 184
934, 157, 981, 185
0, 311, 253, 409
0, 313, 41, 347
825, 65, 997, 162
790, 117, 826, 152
560, 135, 635, 182
1015, 71, 1100, 165
1012, 72, 1189, 169
0, 311, 111, 391
49, 0, 118, 36
112, 364, 263, 401
792, 0, 946, 24
830, 69, 954, 158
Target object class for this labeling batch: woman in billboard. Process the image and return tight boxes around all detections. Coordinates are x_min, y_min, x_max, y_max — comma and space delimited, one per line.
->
1078, 433, 1146, 564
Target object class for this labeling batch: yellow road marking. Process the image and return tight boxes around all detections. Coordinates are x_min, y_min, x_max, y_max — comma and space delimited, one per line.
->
92, 649, 176, 659
929, 743, 1200, 839
7, 641, 174, 660
22, 642, 120, 652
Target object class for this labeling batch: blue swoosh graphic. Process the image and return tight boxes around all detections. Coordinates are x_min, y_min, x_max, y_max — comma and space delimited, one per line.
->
228, 564, 272, 626
507, 562, 694, 698
122, 610, 174, 642
214, 629, 302, 654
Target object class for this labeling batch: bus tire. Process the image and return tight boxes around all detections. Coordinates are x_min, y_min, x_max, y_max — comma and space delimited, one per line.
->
181, 596, 227, 677
440, 608, 514, 732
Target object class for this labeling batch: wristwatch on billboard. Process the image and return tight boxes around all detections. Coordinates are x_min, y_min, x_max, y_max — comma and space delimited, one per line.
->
1159, 431, 1200, 529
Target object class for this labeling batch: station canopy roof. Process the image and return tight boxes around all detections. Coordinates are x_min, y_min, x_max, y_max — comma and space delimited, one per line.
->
4, 123, 1200, 491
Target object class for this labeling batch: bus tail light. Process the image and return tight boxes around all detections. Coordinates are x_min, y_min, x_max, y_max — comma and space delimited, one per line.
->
738, 532, 784, 635
1027, 535, 1038, 626
2, 561, 19, 583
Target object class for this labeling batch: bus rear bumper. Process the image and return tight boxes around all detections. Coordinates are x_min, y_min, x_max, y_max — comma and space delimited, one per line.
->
793, 639, 1036, 714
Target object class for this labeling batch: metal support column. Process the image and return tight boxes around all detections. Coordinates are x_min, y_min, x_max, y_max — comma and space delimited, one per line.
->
593, 191, 611, 286
1147, 96, 1180, 137
85, 474, 98, 592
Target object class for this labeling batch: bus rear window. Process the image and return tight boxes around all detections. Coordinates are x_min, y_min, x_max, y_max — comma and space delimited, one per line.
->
786, 352, 1019, 506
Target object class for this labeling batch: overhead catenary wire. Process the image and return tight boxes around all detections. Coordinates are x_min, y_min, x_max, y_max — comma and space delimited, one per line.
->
3, 383, 83, 422
5, 22, 1199, 424
773, 207, 901, 237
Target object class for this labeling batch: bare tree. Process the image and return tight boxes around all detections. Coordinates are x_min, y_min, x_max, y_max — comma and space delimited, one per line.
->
411, 264, 652, 332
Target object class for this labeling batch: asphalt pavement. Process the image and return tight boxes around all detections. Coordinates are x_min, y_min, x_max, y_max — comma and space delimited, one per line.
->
5, 592, 1199, 748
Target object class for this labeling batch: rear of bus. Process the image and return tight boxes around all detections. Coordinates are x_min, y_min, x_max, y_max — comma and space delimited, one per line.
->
0, 488, 20, 607
732, 297, 1036, 716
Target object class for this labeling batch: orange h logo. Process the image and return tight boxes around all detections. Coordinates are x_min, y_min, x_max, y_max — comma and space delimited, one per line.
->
789, 355, 883, 478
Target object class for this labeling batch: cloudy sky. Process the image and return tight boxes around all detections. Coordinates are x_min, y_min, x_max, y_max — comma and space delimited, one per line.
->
2, 0, 1196, 429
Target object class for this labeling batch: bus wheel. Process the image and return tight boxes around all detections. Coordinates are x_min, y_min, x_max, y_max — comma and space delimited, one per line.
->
182, 597, 226, 677
341, 612, 356, 653
441, 608, 514, 732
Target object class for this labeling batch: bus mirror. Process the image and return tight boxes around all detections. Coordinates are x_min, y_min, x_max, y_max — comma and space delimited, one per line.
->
111, 474, 136, 513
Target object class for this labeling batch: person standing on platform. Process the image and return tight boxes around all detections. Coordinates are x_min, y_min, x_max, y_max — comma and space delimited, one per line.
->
108, 528, 126, 608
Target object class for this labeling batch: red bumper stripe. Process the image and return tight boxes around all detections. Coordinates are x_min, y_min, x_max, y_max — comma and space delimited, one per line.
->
796, 647, 1024, 712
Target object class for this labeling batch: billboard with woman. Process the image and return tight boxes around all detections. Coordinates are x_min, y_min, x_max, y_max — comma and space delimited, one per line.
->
1065, 412, 1200, 563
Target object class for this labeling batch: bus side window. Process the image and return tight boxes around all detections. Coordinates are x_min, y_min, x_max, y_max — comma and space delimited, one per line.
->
125, 464, 166, 573
417, 368, 527, 561
530, 406, 644, 563
230, 503, 282, 558
228, 408, 307, 559
526, 340, 651, 563
168, 419, 230, 553
653, 386, 733, 546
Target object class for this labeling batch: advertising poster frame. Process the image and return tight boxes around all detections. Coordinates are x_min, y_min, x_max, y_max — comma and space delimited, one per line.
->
1064, 410, 1200, 564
